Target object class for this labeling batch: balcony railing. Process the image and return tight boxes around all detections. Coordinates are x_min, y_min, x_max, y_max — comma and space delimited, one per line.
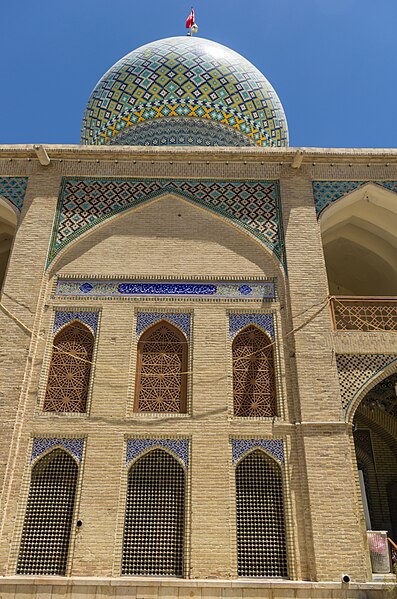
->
330, 296, 397, 331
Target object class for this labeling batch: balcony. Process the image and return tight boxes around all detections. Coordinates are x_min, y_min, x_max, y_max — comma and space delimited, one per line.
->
330, 296, 397, 331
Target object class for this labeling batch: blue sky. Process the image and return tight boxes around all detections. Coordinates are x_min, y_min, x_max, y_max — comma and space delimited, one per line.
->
1, 0, 396, 147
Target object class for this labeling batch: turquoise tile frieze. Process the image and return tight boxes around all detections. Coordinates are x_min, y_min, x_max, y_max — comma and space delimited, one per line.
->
55, 278, 276, 302
313, 180, 397, 218
0, 177, 28, 212
48, 177, 285, 269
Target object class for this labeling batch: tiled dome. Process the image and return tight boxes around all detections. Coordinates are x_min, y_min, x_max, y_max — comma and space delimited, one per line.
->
81, 36, 288, 147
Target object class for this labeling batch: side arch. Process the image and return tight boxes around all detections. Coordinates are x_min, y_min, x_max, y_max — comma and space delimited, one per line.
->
232, 324, 277, 418
17, 448, 78, 575
122, 448, 186, 576
44, 321, 95, 413
135, 320, 188, 414
235, 448, 288, 577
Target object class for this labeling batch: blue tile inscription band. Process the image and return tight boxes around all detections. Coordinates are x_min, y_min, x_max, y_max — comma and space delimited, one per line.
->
231, 439, 284, 464
55, 278, 276, 302
126, 439, 189, 468
31, 438, 84, 463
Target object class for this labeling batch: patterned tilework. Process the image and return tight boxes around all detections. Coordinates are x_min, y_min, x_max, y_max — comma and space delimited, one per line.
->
231, 439, 284, 465
229, 313, 275, 340
31, 438, 84, 463
48, 178, 285, 268
336, 354, 397, 413
53, 311, 99, 335
126, 439, 189, 468
108, 117, 256, 147
55, 278, 276, 302
313, 180, 397, 218
0, 177, 28, 211
81, 37, 288, 148
136, 312, 191, 339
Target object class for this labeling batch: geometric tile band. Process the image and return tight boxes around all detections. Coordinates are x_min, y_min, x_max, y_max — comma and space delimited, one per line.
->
55, 278, 276, 302
231, 439, 284, 464
126, 439, 189, 468
47, 178, 285, 269
229, 313, 275, 340
0, 177, 28, 212
136, 312, 191, 339
53, 311, 99, 335
31, 438, 85, 463
336, 354, 397, 412
313, 180, 397, 218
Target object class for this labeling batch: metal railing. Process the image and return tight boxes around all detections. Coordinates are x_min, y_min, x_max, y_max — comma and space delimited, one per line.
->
330, 296, 397, 331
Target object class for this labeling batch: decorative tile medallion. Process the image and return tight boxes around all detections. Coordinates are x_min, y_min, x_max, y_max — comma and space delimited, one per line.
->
55, 278, 276, 302
136, 312, 191, 339
336, 354, 397, 413
81, 37, 288, 147
0, 177, 28, 212
53, 311, 99, 335
47, 178, 285, 269
31, 438, 84, 463
313, 180, 397, 218
231, 439, 284, 465
126, 438, 189, 468
229, 313, 275, 340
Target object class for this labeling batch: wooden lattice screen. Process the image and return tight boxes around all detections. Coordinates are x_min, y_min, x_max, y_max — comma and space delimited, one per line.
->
44, 322, 94, 413
16, 449, 78, 575
232, 325, 277, 417
236, 449, 288, 577
135, 321, 187, 413
122, 449, 185, 576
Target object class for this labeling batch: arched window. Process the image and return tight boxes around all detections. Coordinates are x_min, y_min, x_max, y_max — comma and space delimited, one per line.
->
236, 449, 287, 577
122, 449, 185, 576
44, 321, 94, 413
16, 449, 78, 575
135, 321, 188, 413
232, 325, 277, 417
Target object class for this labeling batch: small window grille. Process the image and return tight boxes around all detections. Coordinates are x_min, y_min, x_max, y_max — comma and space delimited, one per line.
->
122, 449, 185, 576
135, 322, 187, 413
16, 449, 78, 575
232, 325, 277, 417
44, 321, 94, 413
236, 450, 287, 577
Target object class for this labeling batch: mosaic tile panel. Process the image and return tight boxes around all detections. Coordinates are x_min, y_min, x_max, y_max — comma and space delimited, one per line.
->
231, 439, 284, 465
313, 180, 397, 218
126, 439, 189, 468
108, 117, 256, 147
0, 177, 28, 211
136, 312, 190, 339
81, 37, 288, 148
48, 178, 285, 268
336, 354, 397, 412
55, 278, 276, 302
31, 438, 84, 463
53, 311, 99, 335
229, 313, 275, 340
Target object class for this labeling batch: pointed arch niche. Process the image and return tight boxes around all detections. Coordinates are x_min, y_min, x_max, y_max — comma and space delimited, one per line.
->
0, 196, 17, 292
319, 184, 397, 296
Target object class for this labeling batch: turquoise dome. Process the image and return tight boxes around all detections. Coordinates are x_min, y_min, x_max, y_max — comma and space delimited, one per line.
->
81, 36, 288, 147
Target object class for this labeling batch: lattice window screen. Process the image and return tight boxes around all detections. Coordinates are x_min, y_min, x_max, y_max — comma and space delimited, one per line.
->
236, 450, 288, 577
122, 449, 185, 576
16, 449, 78, 575
44, 322, 94, 413
233, 325, 277, 417
135, 322, 187, 413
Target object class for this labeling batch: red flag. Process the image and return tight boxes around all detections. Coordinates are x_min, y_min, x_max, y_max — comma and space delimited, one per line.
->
186, 8, 195, 29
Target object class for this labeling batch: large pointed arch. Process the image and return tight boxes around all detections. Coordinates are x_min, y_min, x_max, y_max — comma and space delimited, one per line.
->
16, 448, 78, 575
122, 448, 185, 576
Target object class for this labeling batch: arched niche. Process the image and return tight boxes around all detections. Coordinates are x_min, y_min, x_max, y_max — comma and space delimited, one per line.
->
0, 196, 17, 291
320, 184, 397, 296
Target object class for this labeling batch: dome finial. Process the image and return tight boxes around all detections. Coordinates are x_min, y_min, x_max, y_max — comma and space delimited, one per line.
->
185, 7, 198, 36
